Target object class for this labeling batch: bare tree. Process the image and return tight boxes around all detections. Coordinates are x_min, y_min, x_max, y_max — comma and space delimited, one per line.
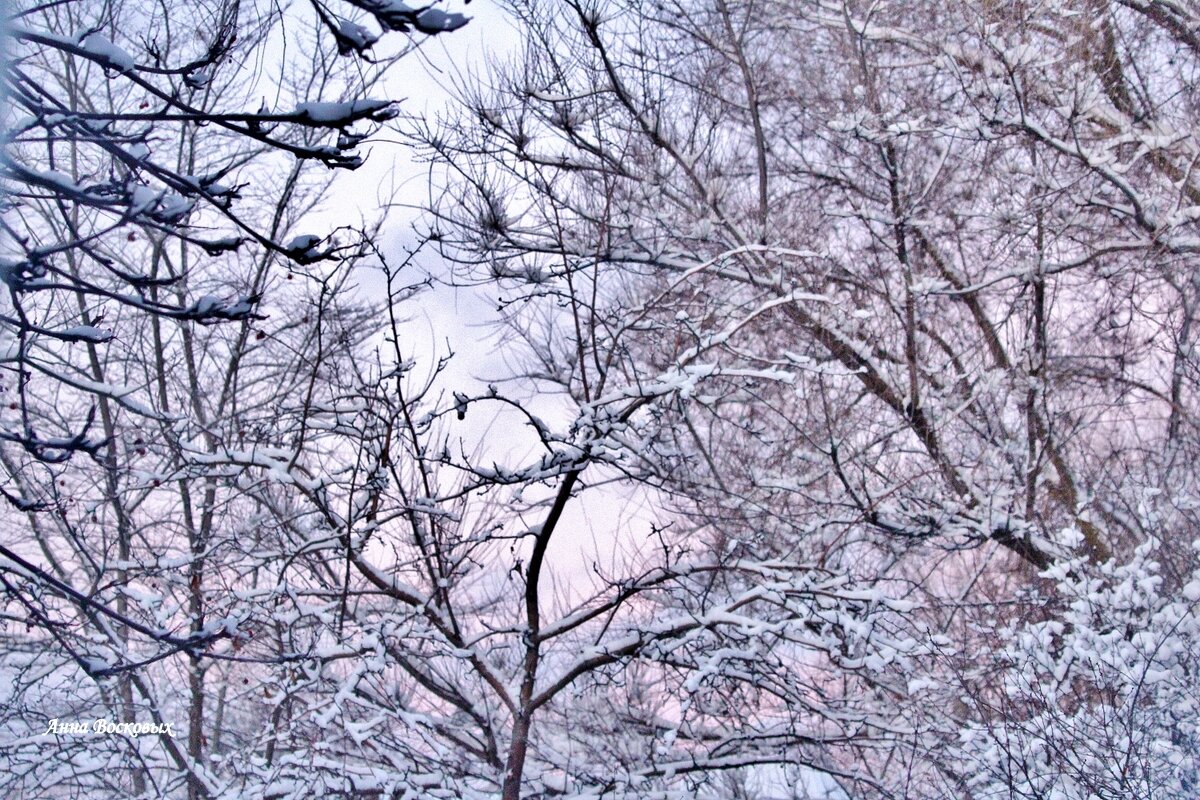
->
0, 0, 465, 797
1, 0, 465, 463
173, 237, 928, 798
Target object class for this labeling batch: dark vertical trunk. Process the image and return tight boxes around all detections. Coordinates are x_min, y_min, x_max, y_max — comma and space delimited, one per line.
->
500, 709, 533, 800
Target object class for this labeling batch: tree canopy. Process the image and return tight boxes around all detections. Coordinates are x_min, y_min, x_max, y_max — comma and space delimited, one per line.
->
2, 1, 1198, 799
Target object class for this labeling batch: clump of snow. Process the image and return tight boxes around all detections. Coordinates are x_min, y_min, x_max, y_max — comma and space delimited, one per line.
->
414, 8, 468, 33
356, 0, 470, 34
337, 19, 380, 52
61, 325, 113, 343
292, 99, 396, 126
287, 234, 323, 253
77, 33, 135, 73
38, 170, 80, 193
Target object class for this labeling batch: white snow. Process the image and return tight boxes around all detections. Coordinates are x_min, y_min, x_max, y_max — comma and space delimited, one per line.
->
77, 33, 135, 73
293, 99, 395, 125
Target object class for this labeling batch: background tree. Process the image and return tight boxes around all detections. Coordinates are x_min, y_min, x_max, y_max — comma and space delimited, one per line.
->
947, 537, 1200, 799
416, 0, 1200, 795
